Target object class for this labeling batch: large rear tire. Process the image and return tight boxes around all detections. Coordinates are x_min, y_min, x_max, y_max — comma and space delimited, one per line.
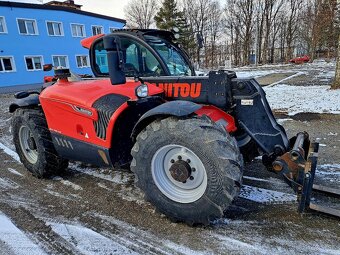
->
12, 108, 68, 178
131, 117, 243, 225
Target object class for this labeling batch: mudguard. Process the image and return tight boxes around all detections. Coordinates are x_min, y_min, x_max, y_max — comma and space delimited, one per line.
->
131, 100, 202, 140
9, 94, 40, 113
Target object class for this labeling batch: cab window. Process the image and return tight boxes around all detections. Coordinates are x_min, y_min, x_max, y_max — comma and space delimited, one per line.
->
93, 37, 165, 77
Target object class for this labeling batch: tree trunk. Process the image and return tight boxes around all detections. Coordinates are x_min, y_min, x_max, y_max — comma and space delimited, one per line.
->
332, 34, 340, 89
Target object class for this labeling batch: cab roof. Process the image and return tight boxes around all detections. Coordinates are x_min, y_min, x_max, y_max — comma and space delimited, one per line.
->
80, 29, 177, 49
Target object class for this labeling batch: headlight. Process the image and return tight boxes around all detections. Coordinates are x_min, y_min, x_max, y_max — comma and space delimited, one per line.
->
135, 84, 148, 98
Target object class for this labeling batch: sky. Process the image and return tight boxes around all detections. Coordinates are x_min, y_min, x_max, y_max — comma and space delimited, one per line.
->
5, 0, 127, 19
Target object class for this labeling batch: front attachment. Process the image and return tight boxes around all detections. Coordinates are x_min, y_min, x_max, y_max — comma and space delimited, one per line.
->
271, 132, 340, 217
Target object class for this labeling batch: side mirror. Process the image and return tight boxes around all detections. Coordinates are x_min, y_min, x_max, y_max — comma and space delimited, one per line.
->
103, 35, 126, 85
43, 64, 53, 71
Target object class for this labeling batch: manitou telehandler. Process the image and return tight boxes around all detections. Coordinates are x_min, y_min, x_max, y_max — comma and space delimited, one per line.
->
9, 29, 339, 224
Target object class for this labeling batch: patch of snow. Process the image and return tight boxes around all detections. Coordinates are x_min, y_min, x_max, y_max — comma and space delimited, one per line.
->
235, 70, 276, 78
328, 132, 338, 136
316, 164, 340, 176
239, 185, 296, 204
276, 118, 293, 124
317, 70, 335, 78
212, 234, 269, 254
52, 176, 83, 191
0, 142, 20, 162
264, 85, 340, 115
97, 183, 112, 191
0, 177, 19, 189
0, 212, 47, 255
7, 167, 24, 176
43, 189, 75, 201
69, 163, 132, 185
69, 164, 144, 204
49, 222, 138, 255
243, 176, 284, 186
94, 213, 206, 255
60, 180, 82, 191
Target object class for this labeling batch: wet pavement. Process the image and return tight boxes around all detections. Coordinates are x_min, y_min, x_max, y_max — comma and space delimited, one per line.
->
0, 90, 339, 254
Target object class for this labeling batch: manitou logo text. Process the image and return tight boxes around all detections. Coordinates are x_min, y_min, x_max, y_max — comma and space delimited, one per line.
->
156, 83, 202, 98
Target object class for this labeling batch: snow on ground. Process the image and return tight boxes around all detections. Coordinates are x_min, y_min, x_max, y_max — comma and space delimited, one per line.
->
0, 212, 46, 255
317, 164, 340, 176
264, 84, 340, 115
239, 185, 296, 204
235, 70, 276, 78
49, 222, 138, 255
7, 167, 24, 176
0, 142, 20, 162
94, 213, 207, 255
52, 176, 83, 191
0, 177, 19, 190
68, 163, 133, 185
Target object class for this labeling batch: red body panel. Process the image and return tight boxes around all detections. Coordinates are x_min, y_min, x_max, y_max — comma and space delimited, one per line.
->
81, 34, 104, 49
39, 78, 163, 148
195, 105, 237, 133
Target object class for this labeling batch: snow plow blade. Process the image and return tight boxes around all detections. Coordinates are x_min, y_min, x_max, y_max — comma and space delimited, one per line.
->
270, 132, 339, 217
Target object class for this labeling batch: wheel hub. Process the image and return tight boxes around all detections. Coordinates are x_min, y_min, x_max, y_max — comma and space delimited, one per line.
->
169, 160, 192, 182
27, 136, 37, 150
151, 144, 208, 203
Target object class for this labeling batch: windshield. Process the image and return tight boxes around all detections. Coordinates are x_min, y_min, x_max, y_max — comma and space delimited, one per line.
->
145, 36, 192, 76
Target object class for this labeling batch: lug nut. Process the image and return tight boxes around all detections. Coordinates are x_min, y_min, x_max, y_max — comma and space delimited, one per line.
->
186, 159, 191, 163
189, 176, 194, 180
178, 155, 182, 160
192, 167, 196, 172
170, 159, 175, 163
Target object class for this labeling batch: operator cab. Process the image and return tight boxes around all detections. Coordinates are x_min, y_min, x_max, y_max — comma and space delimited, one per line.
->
87, 30, 195, 78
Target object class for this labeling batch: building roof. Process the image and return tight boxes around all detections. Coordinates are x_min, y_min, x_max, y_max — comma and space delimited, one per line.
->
0, 1, 126, 24
45, 0, 82, 10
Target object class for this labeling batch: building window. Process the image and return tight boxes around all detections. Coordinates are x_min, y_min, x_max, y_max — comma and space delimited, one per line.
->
109, 27, 119, 33
52, 55, 69, 68
0, 16, 7, 34
76, 55, 89, 68
0, 57, 15, 72
46, 21, 63, 36
25, 56, 43, 71
92, 25, 103, 35
17, 18, 38, 35
71, 23, 85, 37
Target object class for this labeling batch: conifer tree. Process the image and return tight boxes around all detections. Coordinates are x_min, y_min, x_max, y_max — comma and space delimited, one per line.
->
155, 0, 196, 58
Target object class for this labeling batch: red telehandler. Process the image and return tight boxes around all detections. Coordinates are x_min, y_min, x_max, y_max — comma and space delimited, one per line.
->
9, 29, 339, 224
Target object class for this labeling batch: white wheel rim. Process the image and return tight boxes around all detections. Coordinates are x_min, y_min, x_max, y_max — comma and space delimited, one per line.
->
151, 144, 207, 203
19, 125, 38, 164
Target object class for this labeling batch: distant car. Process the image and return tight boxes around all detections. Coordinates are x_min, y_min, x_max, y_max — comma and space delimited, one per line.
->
289, 55, 310, 64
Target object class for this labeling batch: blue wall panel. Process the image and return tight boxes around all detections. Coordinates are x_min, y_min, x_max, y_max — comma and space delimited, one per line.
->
0, 5, 124, 87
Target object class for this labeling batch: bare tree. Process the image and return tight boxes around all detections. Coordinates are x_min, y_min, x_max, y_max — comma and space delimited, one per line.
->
182, 0, 211, 66
333, 34, 340, 89
225, 0, 254, 65
285, 0, 303, 61
261, 0, 284, 63
205, 1, 223, 68
124, 0, 158, 29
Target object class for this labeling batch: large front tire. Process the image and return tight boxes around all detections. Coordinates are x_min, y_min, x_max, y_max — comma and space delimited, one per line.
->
12, 108, 68, 178
131, 117, 243, 225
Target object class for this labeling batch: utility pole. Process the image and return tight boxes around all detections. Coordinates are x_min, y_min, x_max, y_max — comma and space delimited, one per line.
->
332, 0, 340, 89
254, 0, 261, 66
